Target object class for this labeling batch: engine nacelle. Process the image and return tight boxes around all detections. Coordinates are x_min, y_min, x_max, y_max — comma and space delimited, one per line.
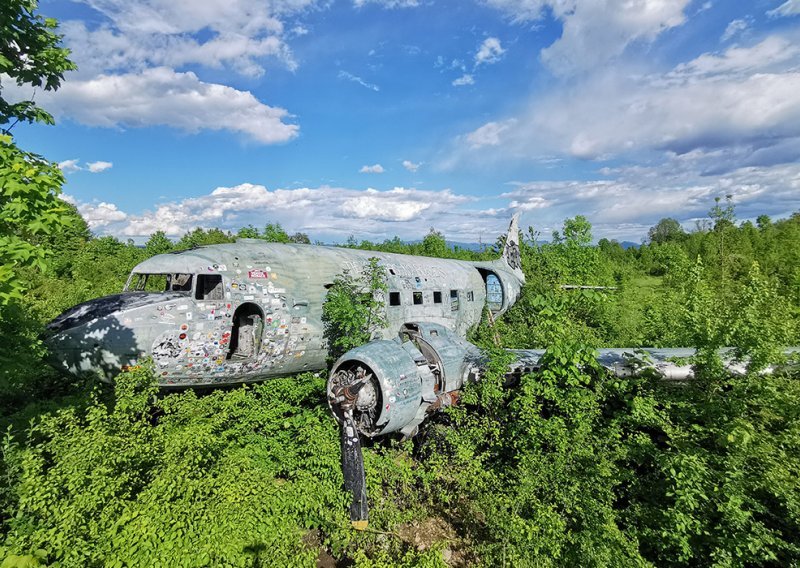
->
327, 323, 484, 438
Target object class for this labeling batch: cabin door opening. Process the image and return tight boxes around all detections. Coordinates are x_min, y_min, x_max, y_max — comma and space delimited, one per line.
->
227, 303, 265, 360
478, 269, 504, 314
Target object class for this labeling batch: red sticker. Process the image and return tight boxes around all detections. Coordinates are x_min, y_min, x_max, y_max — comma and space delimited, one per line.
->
248, 269, 269, 279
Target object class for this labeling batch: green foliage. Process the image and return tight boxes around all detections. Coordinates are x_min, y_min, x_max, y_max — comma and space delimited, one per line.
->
321, 257, 388, 363
648, 218, 686, 244
143, 231, 173, 256
175, 227, 236, 250
0, 0, 76, 129
2, 193, 799, 566
0, 136, 73, 304
1, 364, 462, 567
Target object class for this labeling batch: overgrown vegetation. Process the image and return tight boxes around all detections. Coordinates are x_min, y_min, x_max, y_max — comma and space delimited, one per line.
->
2, 4, 800, 565
1, 202, 798, 566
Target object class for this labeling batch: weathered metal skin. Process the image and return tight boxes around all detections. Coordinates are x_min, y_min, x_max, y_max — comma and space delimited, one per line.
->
43, 217, 526, 387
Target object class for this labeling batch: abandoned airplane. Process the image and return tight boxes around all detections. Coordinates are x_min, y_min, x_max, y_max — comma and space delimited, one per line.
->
43, 217, 526, 386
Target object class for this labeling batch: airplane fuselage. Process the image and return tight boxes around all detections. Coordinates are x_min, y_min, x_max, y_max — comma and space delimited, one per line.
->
44, 240, 523, 387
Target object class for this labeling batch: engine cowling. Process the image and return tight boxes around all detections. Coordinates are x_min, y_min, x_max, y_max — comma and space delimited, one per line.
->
327, 323, 484, 438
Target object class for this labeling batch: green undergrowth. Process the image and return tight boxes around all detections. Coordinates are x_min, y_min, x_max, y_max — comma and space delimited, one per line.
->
0, 365, 448, 567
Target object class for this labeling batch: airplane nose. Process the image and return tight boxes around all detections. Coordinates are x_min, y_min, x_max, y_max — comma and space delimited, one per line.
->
42, 295, 147, 380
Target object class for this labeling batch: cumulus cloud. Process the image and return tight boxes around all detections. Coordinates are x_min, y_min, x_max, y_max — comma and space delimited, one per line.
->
768, 0, 800, 17
25, 68, 298, 144
475, 37, 505, 66
78, 201, 128, 228
359, 164, 385, 173
484, 0, 691, 75
402, 160, 420, 172
87, 161, 113, 173
79, 183, 494, 241
32, 0, 315, 142
456, 35, 800, 165
500, 158, 800, 240
61, 0, 316, 79
58, 159, 82, 174
452, 74, 475, 86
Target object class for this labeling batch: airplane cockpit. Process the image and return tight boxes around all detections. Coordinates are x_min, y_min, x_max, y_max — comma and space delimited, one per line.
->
123, 272, 195, 293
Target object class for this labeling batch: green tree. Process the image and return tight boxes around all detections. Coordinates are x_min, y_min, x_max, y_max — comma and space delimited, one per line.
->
648, 217, 686, 244
1, 0, 76, 130
175, 227, 234, 249
289, 232, 310, 244
420, 228, 447, 257
0, 137, 73, 303
262, 222, 291, 243
0, 0, 75, 303
321, 257, 387, 363
144, 231, 173, 256
237, 224, 260, 239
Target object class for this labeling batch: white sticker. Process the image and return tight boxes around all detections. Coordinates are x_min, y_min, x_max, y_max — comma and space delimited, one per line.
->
244, 295, 254, 300
177, 305, 188, 311
186, 312, 193, 320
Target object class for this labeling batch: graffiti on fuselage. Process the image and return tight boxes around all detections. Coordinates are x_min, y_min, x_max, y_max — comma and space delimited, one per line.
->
148, 263, 322, 387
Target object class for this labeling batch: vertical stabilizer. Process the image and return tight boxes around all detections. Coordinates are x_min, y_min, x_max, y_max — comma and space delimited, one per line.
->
501, 213, 525, 283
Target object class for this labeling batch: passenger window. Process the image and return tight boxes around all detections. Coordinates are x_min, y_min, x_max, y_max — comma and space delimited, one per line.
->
413, 292, 423, 305
433, 291, 442, 304
196, 274, 224, 300
389, 292, 401, 306
450, 289, 459, 311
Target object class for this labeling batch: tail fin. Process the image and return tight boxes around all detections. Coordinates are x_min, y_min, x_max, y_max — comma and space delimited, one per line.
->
501, 213, 525, 284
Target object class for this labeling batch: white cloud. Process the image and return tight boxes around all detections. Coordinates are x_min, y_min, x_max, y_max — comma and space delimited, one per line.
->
87, 161, 113, 173
475, 37, 505, 66
465, 120, 517, 148
28, 67, 298, 144
353, 0, 420, 7
452, 74, 475, 86
338, 71, 380, 91
721, 19, 750, 42
340, 195, 430, 221
768, 0, 800, 17
79, 183, 492, 241
78, 201, 128, 229
62, 0, 317, 78
402, 160, 420, 172
500, 159, 800, 239
359, 164, 385, 173
58, 159, 82, 174
34, 0, 317, 142
484, 0, 691, 75
456, 35, 800, 162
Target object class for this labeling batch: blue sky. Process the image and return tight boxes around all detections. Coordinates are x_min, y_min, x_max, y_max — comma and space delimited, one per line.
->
9, 0, 800, 242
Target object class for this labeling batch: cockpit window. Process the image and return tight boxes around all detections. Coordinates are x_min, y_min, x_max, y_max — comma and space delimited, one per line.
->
168, 273, 193, 292
125, 273, 192, 294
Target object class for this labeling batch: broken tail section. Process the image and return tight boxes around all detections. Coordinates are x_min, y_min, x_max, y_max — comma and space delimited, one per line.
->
501, 213, 525, 284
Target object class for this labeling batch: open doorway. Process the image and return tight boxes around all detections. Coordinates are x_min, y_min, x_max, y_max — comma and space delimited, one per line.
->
477, 269, 504, 314
227, 303, 265, 360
